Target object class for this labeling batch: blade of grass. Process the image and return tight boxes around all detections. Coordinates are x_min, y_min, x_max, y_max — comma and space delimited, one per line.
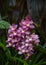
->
11, 56, 28, 65
32, 52, 41, 64
35, 59, 44, 65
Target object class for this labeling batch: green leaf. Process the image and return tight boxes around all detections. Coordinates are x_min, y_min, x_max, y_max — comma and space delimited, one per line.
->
32, 53, 41, 64
5, 62, 9, 65
0, 42, 6, 50
0, 42, 11, 58
0, 20, 10, 29
11, 56, 28, 65
35, 45, 46, 55
43, 43, 46, 48
36, 59, 43, 65
30, 53, 36, 65
41, 61, 46, 65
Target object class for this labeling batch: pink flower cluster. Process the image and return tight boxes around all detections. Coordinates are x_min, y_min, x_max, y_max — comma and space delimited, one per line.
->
6, 15, 40, 59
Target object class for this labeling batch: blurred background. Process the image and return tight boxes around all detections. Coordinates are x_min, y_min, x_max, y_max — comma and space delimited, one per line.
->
0, 0, 46, 35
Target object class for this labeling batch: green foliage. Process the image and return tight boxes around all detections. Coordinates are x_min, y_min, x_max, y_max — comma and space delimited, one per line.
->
0, 0, 46, 65
0, 41, 46, 65
0, 20, 10, 29
0, 19, 46, 65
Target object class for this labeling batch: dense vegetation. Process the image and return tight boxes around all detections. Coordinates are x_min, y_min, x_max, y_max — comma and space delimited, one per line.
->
0, 0, 46, 65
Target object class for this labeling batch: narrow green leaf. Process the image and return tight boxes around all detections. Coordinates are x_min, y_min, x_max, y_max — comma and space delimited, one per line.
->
11, 56, 28, 65
0, 42, 6, 50
32, 53, 41, 64
35, 45, 46, 54
35, 59, 44, 65
5, 62, 9, 65
41, 61, 46, 65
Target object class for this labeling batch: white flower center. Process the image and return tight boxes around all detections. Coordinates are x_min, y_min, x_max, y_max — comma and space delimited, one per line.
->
22, 49, 25, 53
12, 28, 15, 30
22, 30, 25, 33
25, 43, 29, 46
29, 38, 32, 41
26, 24, 29, 26
9, 43, 12, 46
13, 32, 17, 35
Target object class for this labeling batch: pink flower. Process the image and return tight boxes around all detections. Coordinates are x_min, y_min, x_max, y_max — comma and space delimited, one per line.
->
6, 15, 40, 59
